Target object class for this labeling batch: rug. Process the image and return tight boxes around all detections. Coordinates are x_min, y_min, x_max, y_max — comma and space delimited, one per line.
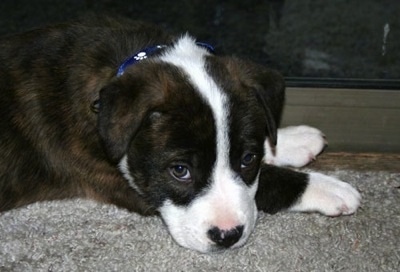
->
1, 170, 399, 272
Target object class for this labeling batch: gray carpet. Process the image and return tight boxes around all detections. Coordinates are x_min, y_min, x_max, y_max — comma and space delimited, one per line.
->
1, 170, 399, 272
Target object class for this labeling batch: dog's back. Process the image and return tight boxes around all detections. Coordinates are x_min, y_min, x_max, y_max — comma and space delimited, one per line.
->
0, 17, 171, 211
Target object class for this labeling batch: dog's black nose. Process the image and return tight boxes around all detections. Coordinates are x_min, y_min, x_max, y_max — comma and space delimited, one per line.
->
207, 225, 244, 248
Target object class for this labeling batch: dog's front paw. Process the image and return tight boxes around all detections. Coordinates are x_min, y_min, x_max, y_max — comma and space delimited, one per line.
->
290, 173, 361, 216
264, 125, 327, 167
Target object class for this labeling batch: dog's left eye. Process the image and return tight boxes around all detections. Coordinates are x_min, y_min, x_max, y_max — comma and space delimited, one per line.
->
241, 153, 257, 169
169, 165, 192, 182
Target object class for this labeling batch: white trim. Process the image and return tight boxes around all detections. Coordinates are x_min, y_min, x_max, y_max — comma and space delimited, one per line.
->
118, 155, 143, 195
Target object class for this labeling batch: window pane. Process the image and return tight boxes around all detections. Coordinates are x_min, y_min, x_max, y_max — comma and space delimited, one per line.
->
1, 0, 398, 88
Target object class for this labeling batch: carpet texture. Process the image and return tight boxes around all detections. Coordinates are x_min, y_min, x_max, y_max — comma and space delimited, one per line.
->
1, 170, 399, 272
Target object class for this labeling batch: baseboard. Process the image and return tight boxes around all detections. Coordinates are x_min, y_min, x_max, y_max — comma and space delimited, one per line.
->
281, 87, 400, 153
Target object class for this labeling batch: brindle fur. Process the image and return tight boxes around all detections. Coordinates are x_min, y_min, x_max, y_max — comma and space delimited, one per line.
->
0, 17, 175, 213
1, 16, 305, 216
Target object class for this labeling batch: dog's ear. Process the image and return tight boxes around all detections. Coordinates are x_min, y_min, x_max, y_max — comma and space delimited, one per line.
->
223, 57, 285, 146
97, 80, 161, 162
251, 68, 285, 146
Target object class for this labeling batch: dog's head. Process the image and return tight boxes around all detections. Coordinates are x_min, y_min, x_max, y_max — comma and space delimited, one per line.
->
97, 36, 284, 253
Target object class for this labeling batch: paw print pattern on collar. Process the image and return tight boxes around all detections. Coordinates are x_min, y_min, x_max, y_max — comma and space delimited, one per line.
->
117, 42, 214, 77
117, 45, 167, 77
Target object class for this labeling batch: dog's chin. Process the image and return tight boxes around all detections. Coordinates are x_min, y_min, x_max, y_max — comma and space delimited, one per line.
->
159, 199, 258, 253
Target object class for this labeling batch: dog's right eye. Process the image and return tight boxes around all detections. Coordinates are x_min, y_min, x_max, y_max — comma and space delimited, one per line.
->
169, 165, 192, 182
241, 153, 257, 169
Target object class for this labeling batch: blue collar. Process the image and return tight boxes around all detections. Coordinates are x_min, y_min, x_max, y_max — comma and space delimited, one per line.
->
116, 42, 215, 77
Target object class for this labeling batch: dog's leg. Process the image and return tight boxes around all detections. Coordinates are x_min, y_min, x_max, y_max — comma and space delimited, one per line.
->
255, 164, 361, 216
264, 125, 327, 167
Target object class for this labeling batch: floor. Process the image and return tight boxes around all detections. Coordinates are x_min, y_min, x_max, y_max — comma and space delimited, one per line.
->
307, 152, 400, 172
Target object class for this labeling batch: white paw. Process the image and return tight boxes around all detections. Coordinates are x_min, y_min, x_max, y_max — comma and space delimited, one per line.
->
290, 173, 361, 216
264, 125, 327, 167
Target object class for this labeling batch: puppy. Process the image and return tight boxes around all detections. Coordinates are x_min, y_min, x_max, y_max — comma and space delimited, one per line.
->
0, 16, 360, 253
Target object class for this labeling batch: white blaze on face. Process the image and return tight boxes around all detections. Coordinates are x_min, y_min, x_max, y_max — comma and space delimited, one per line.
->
158, 36, 259, 253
